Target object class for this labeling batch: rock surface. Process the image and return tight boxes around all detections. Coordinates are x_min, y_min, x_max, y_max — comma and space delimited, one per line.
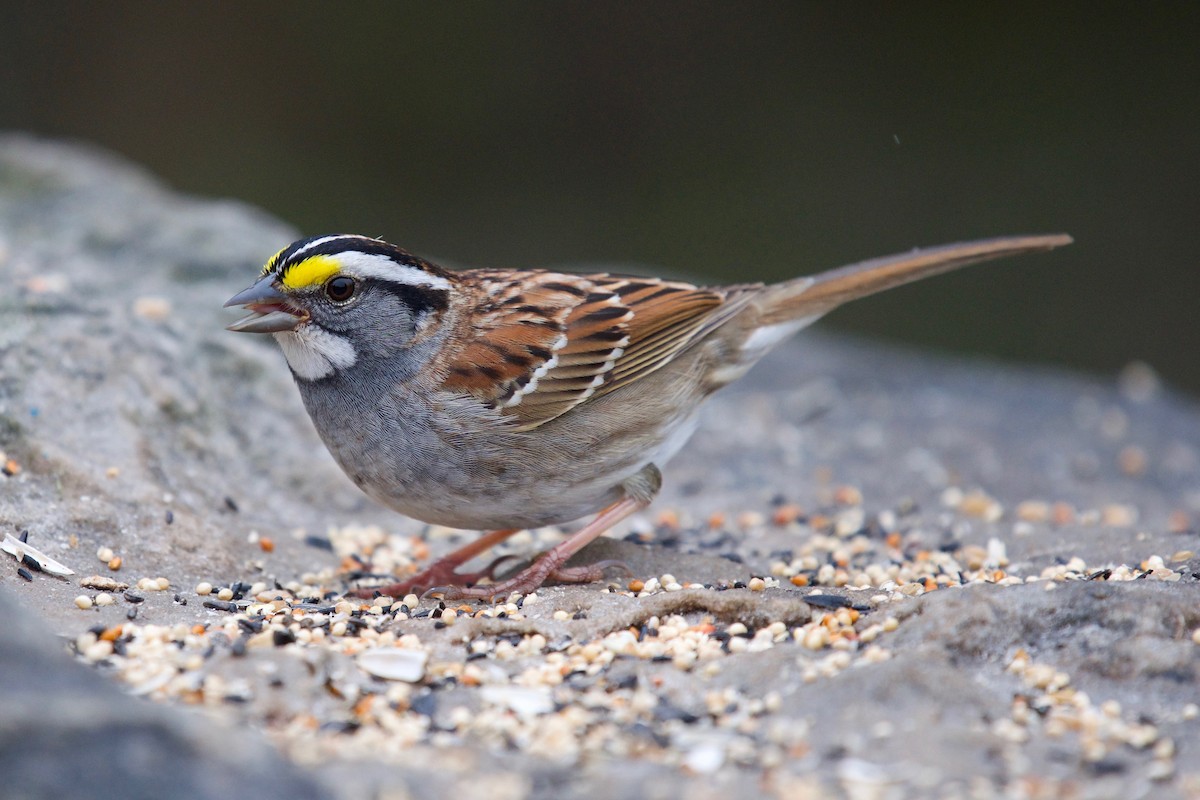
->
1, 134, 1198, 799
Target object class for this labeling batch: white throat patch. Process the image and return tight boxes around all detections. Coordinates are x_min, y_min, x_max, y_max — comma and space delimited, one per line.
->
274, 325, 357, 380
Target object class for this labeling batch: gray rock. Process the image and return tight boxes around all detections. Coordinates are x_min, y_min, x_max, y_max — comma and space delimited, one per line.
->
1, 134, 1198, 799
0, 589, 331, 800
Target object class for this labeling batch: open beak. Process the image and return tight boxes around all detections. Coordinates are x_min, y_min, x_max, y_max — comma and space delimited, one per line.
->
224, 275, 307, 333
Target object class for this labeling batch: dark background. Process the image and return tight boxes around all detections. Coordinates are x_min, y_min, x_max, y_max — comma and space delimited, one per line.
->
3, 3, 1198, 395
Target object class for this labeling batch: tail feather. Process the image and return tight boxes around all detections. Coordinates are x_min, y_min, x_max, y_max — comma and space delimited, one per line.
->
759, 233, 1073, 325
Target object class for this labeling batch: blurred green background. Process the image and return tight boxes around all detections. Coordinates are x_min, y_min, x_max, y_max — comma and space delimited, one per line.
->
3, 3, 1198, 395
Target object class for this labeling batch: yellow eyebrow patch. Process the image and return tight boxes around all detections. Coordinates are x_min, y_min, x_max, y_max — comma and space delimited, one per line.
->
261, 245, 289, 275
280, 255, 342, 290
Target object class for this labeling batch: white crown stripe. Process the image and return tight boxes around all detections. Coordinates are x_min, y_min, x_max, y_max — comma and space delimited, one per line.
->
335, 252, 453, 291
291, 235, 349, 259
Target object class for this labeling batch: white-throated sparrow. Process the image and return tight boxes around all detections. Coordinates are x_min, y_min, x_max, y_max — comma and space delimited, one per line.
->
226, 232, 1071, 599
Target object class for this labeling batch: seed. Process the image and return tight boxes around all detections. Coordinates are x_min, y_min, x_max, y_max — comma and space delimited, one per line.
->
772, 504, 803, 526
1117, 445, 1147, 476
834, 485, 863, 506
84, 640, 113, 661
195, 582, 213, 596
74, 595, 93, 610
1015, 501, 1050, 522
96, 546, 114, 563
107, 556, 122, 571
802, 625, 830, 650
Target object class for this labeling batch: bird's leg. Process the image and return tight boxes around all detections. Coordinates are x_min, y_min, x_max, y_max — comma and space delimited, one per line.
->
346, 528, 521, 598
427, 497, 644, 601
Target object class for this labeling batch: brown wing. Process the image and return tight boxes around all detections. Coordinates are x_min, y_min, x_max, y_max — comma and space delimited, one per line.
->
439, 270, 734, 430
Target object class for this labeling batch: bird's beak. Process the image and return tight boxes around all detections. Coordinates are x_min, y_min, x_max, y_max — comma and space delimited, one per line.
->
224, 275, 308, 333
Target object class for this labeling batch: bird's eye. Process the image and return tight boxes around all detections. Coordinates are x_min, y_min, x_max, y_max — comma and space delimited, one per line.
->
324, 276, 357, 303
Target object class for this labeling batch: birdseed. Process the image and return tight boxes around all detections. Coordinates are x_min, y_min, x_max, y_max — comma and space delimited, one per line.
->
51, 485, 1195, 792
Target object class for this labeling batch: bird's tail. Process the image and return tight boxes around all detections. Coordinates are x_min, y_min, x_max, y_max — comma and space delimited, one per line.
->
757, 233, 1073, 326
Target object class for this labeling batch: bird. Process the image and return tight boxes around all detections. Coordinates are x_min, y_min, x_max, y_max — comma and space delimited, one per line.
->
225, 232, 1071, 600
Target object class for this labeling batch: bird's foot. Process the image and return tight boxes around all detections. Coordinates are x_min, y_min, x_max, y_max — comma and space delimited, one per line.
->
425, 557, 630, 602
346, 552, 518, 599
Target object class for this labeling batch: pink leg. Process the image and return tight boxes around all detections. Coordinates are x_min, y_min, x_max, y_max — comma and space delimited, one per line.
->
427, 495, 647, 601
347, 528, 521, 598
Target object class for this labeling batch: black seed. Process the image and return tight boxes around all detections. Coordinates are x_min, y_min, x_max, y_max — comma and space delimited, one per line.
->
165, 510, 174, 524
1087, 758, 1128, 776
304, 535, 334, 551
18, 530, 29, 543
653, 702, 699, 723
126, 607, 138, 621
410, 692, 439, 717
203, 599, 238, 612
123, 591, 144, 604
17, 566, 32, 581
612, 674, 638, 689
803, 594, 853, 610
273, 628, 297, 646
224, 496, 239, 512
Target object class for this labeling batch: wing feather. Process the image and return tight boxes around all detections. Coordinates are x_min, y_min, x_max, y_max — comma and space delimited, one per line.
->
437, 270, 737, 429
